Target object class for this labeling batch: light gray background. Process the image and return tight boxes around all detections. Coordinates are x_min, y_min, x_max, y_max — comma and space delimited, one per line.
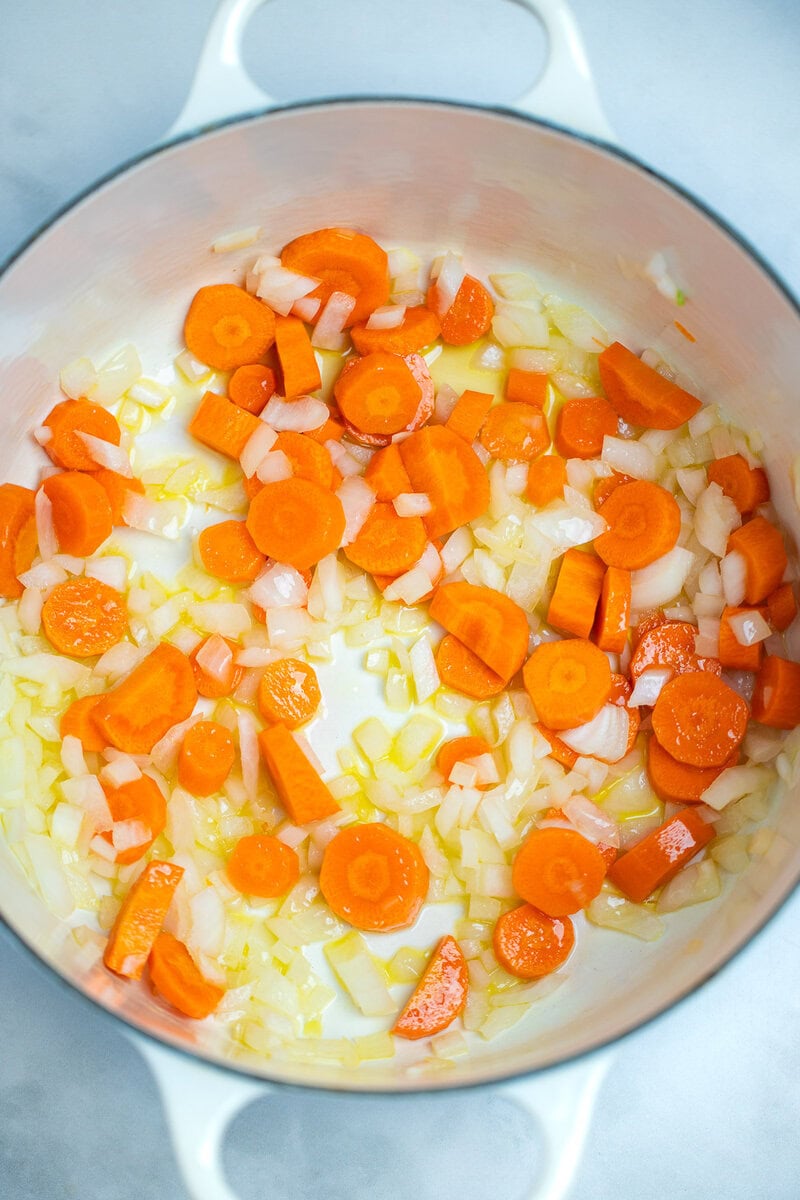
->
2, 2, 800, 1197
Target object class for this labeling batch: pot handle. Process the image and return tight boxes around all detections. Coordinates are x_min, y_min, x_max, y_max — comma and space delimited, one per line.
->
132, 1030, 611, 1200
165, 0, 614, 144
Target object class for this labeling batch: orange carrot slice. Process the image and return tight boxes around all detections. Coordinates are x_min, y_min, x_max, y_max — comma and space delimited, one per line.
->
546, 548, 605, 639
351, 305, 440, 356
148, 931, 224, 1019
226, 833, 300, 898
430, 276, 494, 346
184, 284, 275, 371
257, 657, 321, 729
512, 827, 606, 916
274, 314, 322, 396
727, 516, 788, 604
246, 477, 345, 571
479, 402, 549, 461
228, 363, 276, 414
718, 606, 764, 672
751, 655, 800, 728
526, 455, 567, 507
593, 565, 631, 654
630, 617, 720, 679
522, 638, 611, 730
274, 431, 336, 489
435, 634, 506, 699
281, 227, 389, 326
363, 443, 412, 501
766, 583, 797, 632
41, 576, 127, 658
197, 519, 266, 583
334, 351, 432, 438
42, 399, 122, 471
60, 694, 107, 752
399, 425, 490, 539
258, 722, 339, 824
506, 368, 548, 407
319, 822, 429, 931
90, 469, 145, 526
343, 502, 427, 577
707, 453, 769, 514
178, 720, 236, 796
593, 479, 681, 570
102, 774, 167, 864
593, 470, 634, 508
651, 672, 748, 767
188, 391, 262, 459
41, 471, 113, 557
429, 581, 529, 682
92, 642, 197, 754
103, 860, 184, 980
647, 736, 738, 804
392, 935, 468, 1040
554, 396, 618, 460
436, 735, 492, 784
0, 483, 37, 599
607, 808, 714, 902
598, 341, 702, 429
492, 904, 575, 979
444, 389, 494, 442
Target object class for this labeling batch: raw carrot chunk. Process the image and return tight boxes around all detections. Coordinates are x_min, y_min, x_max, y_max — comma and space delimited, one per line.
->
436, 736, 492, 784
598, 341, 702, 429
92, 642, 197, 754
479, 402, 549, 461
184, 284, 275, 371
429, 581, 529, 682
90, 469, 145, 525
274, 314, 322, 396
351, 306, 440, 356
334, 351, 432, 438
60, 694, 107, 752
246, 477, 345, 571
103, 860, 184, 980
554, 396, 618, 459
512, 827, 606, 916
149, 932, 224, 1019
435, 634, 506, 699
178, 720, 236, 796
102, 774, 167, 864
41, 471, 113, 557
281, 227, 389, 326
593, 479, 681, 569
593, 565, 631, 654
226, 833, 300, 898
651, 672, 748, 767
343, 502, 427, 576
444, 389, 494, 442
228, 363, 276, 414
0, 483, 37, 599
718, 606, 764, 672
399, 425, 490, 539
41, 576, 127, 658
492, 904, 574, 979
707, 453, 769, 513
257, 657, 321, 729
607, 808, 714, 902
766, 583, 797, 632
319, 822, 429, 931
647, 736, 738, 804
188, 391, 262, 459
42, 399, 122, 471
430, 276, 494, 345
506, 368, 548, 407
189, 635, 243, 698
197, 520, 266, 583
258, 722, 339, 824
526, 455, 566, 507
363, 443, 412, 501
392, 935, 468, 1040
522, 638, 611, 731
751, 656, 800, 728
546, 548, 605, 639
274, 431, 336, 489
727, 516, 788, 604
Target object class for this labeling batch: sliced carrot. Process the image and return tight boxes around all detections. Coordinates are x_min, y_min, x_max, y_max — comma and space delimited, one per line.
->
718, 606, 764, 672
178, 720, 236, 797
707, 453, 769, 514
593, 470, 634, 508
392, 935, 468, 1040
281, 227, 389, 326
526, 454, 567, 508
102, 774, 167, 864
274, 431, 336, 489
103, 860, 184, 980
334, 351, 432, 438
228, 363, 276, 414
189, 635, 243, 699
479, 402, 549, 462
593, 479, 681, 570
41, 472, 113, 557
274, 314, 322, 396
246, 477, 345, 571
536, 723, 578, 769
343, 502, 427, 577
512, 827, 606, 916
92, 642, 197, 754
90, 469, 145, 526
188, 391, 262, 459
751, 655, 800, 728
60, 694, 106, 752
306, 413, 346, 445
257, 657, 321, 729
42, 399, 122, 471
184, 284, 275, 371
41, 576, 127, 658
546, 548, 605, 639
351, 305, 440, 356
727, 516, 788, 605
430, 276, 494, 346
148, 931, 224, 1019
258, 722, 339, 824
197, 519, 266, 583
630, 618, 720, 679
226, 833, 300, 898
492, 904, 574, 979
429, 582, 529, 683
319, 822, 429, 932
523, 638, 611, 730
607, 808, 714, 903
647, 736, 738, 804
0, 483, 37, 599
651, 672, 749, 767
399, 425, 490, 539
436, 736, 492, 785
766, 582, 797, 632
554, 396, 617, 460
363, 443, 412, 501
598, 341, 702, 429
444, 389, 494, 442
593, 565, 631, 654
506, 368, 548, 408
435, 634, 506, 699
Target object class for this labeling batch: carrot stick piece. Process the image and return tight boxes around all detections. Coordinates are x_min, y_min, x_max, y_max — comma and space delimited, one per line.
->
727, 516, 788, 604
60, 694, 107, 752
436, 735, 492, 784
257, 657, 321, 728
41, 576, 127, 657
363, 443, 413, 501
90, 469, 145, 525
41, 471, 113, 557
0, 483, 37, 599
522, 638, 611, 730
178, 720, 236, 796
245, 477, 345, 571
430, 276, 494, 346
42, 399, 122, 471
148, 932, 224, 1019
546, 548, 605, 639
399, 425, 490, 539
188, 391, 262, 459
429, 581, 529, 682
751, 655, 800, 728
102, 774, 167, 864
630, 618, 720, 679
526, 455, 567, 507
647, 736, 738, 804
554, 396, 618, 459
274, 431, 336, 489
607, 808, 714, 902
651, 672, 748, 767
274, 314, 322, 396
189, 634, 244, 698
479, 402, 549, 461
306, 413, 346, 444
392, 935, 468, 1039
258, 722, 340, 824
512, 827, 606, 916
506, 369, 548, 408
184, 284, 275, 371
103, 860, 184, 979
593, 565, 631, 654
435, 634, 506, 699
444, 389, 494, 442
766, 582, 797, 632
707, 453, 770, 514
718, 606, 764, 672
351, 306, 440, 356
228, 363, 276, 414
593, 479, 681, 569
334, 351, 432, 437
598, 341, 702, 429
197, 519, 266, 583
343, 502, 427, 576
92, 642, 197, 754
226, 833, 300, 898
281, 227, 389, 326
319, 822, 429, 931
492, 904, 574, 979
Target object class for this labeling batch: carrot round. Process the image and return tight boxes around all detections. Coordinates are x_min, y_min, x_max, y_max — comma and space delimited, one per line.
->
198, 519, 266, 583
281, 227, 389, 326
593, 565, 631, 654
246, 477, 345, 571
647, 736, 738, 804
546, 548, 605, 639
334, 351, 432, 438
102, 774, 167, 864
148, 931, 224, 1019
41, 576, 127, 658
274, 314, 322, 396
718, 606, 763, 672
593, 470, 633, 509
707, 453, 769, 514
103, 860, 184, 980
343, 502, 427, 577
751, 655, 800, 728
228, 363, 276, 414
526, 455, 567, 507
598, 341, 702, 429
42, 471, 113, 557
392, 934, 468, 1040
399, 425, 490, 539
60, 694, 106, 752
351, 305, 440, 356
257, 657, 321, 729
512, 827, 606, 916
189, 635, 243, 698
319, 822, 429, 932
523, 638, 611, 730
430, 275, 494, 346
436, 735, 492, 784
429, 581, 529, 682
554, 396, 618, 459
727, 516, 788, 604
226, 833, 301, 898
593, 479, 681, 569
766, 583, 797, 633
479, 402, 549, 462
363, 443, 412, 501
90, 469, 145, 525
42, 399, 122, 471
506, 368, 548, 408
188, 391, 262, 460
492, 904, 574, 979
184, 284, 275, 371
178, 720, 236, 796
630, 618, 720, 679
0, 483, 37, 599
607, 808, 714, 903
435, 633, 506, 699
651, 671, 748, 767
92, 642, 197, 754
444, 389, 494, 443
258, 722, 340, 825
274, 431, 336, 489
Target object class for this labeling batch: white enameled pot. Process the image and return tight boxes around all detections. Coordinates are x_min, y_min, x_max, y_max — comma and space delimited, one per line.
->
1, 2, 800, 1198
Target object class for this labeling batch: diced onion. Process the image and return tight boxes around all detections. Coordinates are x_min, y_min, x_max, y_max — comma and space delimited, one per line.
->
18, 560, 67, 590
563, 795, 620, 848
560, 704, 629, 762
601, 435, 657, 481
121, 493, 187, 539
631, 546, 694, 610
292, 296, 321, 322
76, 432, 133, 476
418, 541, 443, 585
440, 527, 473, 575
431, 252, 465, 315
111, 819, 150, 854
409, 633, 439, 703
60, 356, 98, 399
188, 601, 252, 638
728, 608, 771, 647
694, 483, 741, 557
393, 492, 432, 517
266, 606, 314, 649
151, 714, 203, 775
337, 477, 376, 546
93, 345, 142, 404
628, 667, 673, 707
100, 754, 142, 788
311, 291, 356, 351
308, 553, 346, 619
249, 562, 309, 610
194, 633, 234, 683
528, 502, 607, 551
255, 265, 319, 316
472, 342, 506, 371
433, 383, 459, 424
62, 774, 113, 831
35, 488, 58, 560
85, 556, 128, 591
188, 887, 226, 957
94, 640, 147, 680
720, 550, 747, 607
326, 440, 365, 477
492, 302, 549, 349
545, 295, 609, 351
240, 423, 279, 478
262, 395, 327, 431
676, 467, 707, 504
701, 764, 773, 811
60, 734, 88, 779
237, 710, 261, 801
656, 860, 721, 912
212, 225, 261, 252
586, 892, 664, 941
382, 565, 433, 605
255, 449, 293, 483
18, 587, 44, 634
366, 305, 406, 331
388, 247, 420, 277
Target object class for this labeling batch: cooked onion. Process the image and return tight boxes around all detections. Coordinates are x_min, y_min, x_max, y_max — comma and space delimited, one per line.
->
728, 608, 771, 646
35, 488, 58, 560
701, 764, 773, 811
630, 546, 694, 610
560, 704, 629, 762
194, 633, 234, 683
240, 422, 279, 478
76, 432, 133, 476
255, 449, 293, 483
337, 477, 376, 546
262, 395, 327, 432
121, 493, 187, 539
292, 296, 321, 322
694, 482, 741, 557
720, 550, 747, 607
431, 252, 465, 315
409, 633, 439, 703
249, 562, 309, 610
85, 556, 128, 591
255, 265, 319, 316
628, 667, 672, 707
366, 305, 406, 331
563, 795, 620, 847
311, 291, 356, 351
601, 435, 657, 481
393, 493, 432, 517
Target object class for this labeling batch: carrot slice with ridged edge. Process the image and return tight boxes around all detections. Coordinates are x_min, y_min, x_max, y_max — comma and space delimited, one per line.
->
351, 306, 440, 356
246, 477, 345, 572
197, 519, 266, 583
399, 425, 490, 539
228, 363, 276, 414
343, 502, 427, 577
444, 389, 494, 442
334, 351, 432, 438
493, 904, 575, 979
647, 736, 738, 804
512, 827, 606, 916
751, 656, 800, 728
42, 399, 122, 471
598, 341, 702, 429
0, 483, 37, 599
226, 834, 300, 898
41, 471, 113, 557
593, 470, 633, 508
392, 935, 469, 1040
727, 516, 788, 604
41, 576, 127, 658
319, 822, 429, 932
607, 808, 714, 902
429, 582, 529, 682
526, 455, 566, 507
547, 549, 605, 639
274, 315, 322, 396
91, 642, 197, 754
522, 638, 611, 731
102, 774, 167, 864
90, 469, 145, 526
257, 658, 321, 729
148, 932, 224, 1019
435, 634, 506, 699
281, 227, 389, 326
651, 672, 748, 767
274, 431, 336, 489
630, 618, 720, 679
707, 453, 769, 514
479, 402, 549, 462
178, 720, 236, 797
184, 284, 275, 371
258, 722, 339, 824
593, 479, 681, 570
554, 396, 617, 459
103, 860, 184, 980
429, 276, 494, 346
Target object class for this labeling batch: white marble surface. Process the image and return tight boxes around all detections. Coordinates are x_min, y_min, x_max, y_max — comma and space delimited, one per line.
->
2, 2, 800, 1197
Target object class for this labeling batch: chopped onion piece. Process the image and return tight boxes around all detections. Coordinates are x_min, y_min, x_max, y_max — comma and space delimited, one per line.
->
308, 553, 345, 619
472, 342, 506, 371
560, 704, 629, 763
175, 350, 211, 383
262, 395, 327, 432
656, 860, 721, 913
366, 305, 406, 331
122, 493, 187, 539
18, 586, 43, 634
255, 265, 319, 316
151, 714, 203, 775
694, 483, 741, 557
100, 754, 142, 788
292, 295, 321, 322
676, 467, 707, 504
450, 762, 478, 787
33, 425, 52, 446
188, 601, 252, 638
212, 225, 261, 252
466, 754, 500, 786
528, 502, 607, 551
255, 449, 293, 483
440, 526, 473, 574
630, 546, 694, 611
237, 710, 260, 801
601, 435, 657, 481
76, 432, 133, 476
489, 272, 540, 300
393, 492, 432, 517
266, 606, 314, 649
327, 440, 364, 477
551, 371, 595, 400
586, 892, 664, 941
18, 560, 67, 590
492, 302, 549, 349
628, 667, 673, 707
94, 640, 147, 680
60, 734, 88, 779
93, 345, 142, 405
62, 775, 113, 831
383, 565, 433, 605
418, 541, 442, 585
720, 550, 747, 607
545, 295, 609, 351
195, 633, 234, 683
701, 764, 773, 811
563, 795, 620, 848
433, 383, 459, 424
249, 562, 309, 610
409, 633, 439, 703
728, 608, 771, 647
388, 247, 420, 276
60, 356, 98, 399
312, 291, 356, 351
35, 488, 58, 560
189, 887, 226, 957
431, 252, 465, 315
240, 422, 279, 477
337, 477, 376, 546
85, 556, 128, 591
111, 819, 150, 854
